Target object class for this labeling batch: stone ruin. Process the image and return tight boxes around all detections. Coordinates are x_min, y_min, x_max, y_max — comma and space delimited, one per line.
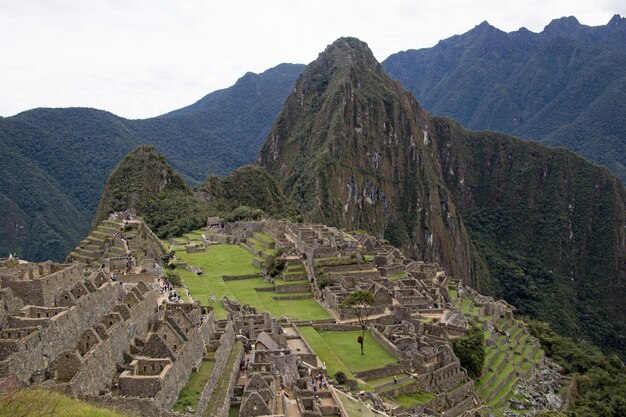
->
0, 218, 556, 417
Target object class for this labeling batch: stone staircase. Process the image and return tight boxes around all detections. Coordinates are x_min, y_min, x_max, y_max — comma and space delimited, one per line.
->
67, 220, 125, 265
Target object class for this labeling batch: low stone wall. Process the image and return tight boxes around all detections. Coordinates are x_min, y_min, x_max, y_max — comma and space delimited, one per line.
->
275, 283, 311, 293
379, 381, 420, 399
185, 246, 206, 254
117, 273, 156, 283
214, 342, 244, 417
312, 324, 361, 331
370, 327, 404, 361
240, 243, 259, 257
194, 323, 235, 416
355, 364, 403, 381
337, 305, 385, 320
281, 272, 307, 281
273, 294, 313, 300
222, 274, 260, 281
379, 264, 405, 277
442, 394, 477, 417
252, 258, 265, 269
254, 287, 275, 292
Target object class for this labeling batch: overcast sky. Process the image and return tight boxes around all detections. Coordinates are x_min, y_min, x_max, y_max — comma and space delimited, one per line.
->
1, 0, 624, 119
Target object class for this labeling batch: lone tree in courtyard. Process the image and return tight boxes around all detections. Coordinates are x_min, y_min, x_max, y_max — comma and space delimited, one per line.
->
340, 289, 375, 355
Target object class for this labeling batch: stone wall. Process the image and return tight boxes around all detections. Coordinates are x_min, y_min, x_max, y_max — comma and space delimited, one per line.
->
222, 274, 261, 281
214, 342, 244, 417
275, 283, 311, 293
1, 264, 83, 307
0, 288, 24, 327
152, 314, 215, 409
370, 327, 404, 360
354, 364, 403, 381
117, 273, 156, 283
194, 322, 235, 417
0, 281, 120, 382
62, 289, 158, 395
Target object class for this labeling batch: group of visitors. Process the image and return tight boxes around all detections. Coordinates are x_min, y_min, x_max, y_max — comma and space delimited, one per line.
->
311, 373, 327, 391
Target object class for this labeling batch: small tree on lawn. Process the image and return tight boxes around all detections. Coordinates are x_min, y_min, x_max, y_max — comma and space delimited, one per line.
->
340, 289, 375, 355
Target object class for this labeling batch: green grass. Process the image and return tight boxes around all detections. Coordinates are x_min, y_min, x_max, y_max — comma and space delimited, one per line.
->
225, 277, 329, 321
335, 390, 379, 417
254, 232, 274, 243
386, 272, 407, 279
298, 327, 397, 379
393, 391, 435, 408
176, 244, 329, 321
204, 341, 243, 417
0, 388, 130, 417
175, 244, 261, 319
173, 359, 216, 412
366, 374, 402, 387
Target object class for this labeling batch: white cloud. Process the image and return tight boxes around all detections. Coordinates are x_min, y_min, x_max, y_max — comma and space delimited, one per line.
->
0, 0, 623, 119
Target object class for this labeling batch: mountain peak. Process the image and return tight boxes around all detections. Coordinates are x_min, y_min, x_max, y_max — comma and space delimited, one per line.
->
544, 16, 581, 35
608, 14, 624, 26
313, 36, 379, 73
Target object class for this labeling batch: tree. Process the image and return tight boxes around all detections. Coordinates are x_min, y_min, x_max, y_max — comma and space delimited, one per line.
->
452, 326, 485, 378
340, 290, 375, 355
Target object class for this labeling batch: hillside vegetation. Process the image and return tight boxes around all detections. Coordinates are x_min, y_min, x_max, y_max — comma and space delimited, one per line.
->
0, 64, 304, 261
258, 37, 626, 357
383, 15, 626, 183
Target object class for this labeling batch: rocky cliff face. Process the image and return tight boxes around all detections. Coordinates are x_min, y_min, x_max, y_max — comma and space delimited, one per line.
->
258, 37, 476, 285
258, 37, 626, 355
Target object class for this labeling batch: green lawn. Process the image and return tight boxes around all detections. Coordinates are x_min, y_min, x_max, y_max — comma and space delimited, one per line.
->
335, 390, 379, 417
175, 244, 260, 318
254, 232, 274, 243
173, 359, 216, 412
394, 391, 435, 408
175, 244, 329, 321
298, 327, 397, 379
225, 276, 329, 321
0, 389, 130, 417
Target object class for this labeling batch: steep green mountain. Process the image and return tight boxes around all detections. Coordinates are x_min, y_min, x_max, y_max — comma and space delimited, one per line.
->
383, 15, 626, 183
94, 147, 293, 239
0, 63, 304, 261
258, 37, 626, 355
258, 37, 476, 283
198, 165, 293, 217
93, 145, 208, 238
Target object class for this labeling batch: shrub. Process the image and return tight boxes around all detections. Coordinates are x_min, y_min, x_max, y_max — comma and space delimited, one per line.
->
334, 371, 347, 385
452, 326, 485, 378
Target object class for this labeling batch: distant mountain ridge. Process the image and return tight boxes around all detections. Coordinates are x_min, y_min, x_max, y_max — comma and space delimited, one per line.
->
382, 14, 626, 183
4, 13, 626, 264
0, 63, 304, 261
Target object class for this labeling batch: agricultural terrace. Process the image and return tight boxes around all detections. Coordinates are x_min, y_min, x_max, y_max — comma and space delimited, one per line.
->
173, 241, 329, 321
297, 327, 398, 385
